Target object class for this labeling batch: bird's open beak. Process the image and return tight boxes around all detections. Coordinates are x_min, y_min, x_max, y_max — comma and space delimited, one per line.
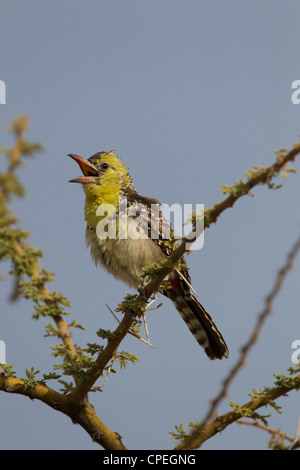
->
68, 154, 99, 183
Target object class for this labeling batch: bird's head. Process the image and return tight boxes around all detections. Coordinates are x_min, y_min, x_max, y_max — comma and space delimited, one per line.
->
68, 151, 134, 200
69, 151, 135, 227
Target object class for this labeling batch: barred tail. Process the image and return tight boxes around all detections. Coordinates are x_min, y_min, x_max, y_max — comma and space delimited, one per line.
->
165, 289, 229, 360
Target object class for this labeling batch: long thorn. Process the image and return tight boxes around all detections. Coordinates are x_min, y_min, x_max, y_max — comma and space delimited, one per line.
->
103, 353, 116, 388
142, 312, 151, 349
174, 268, 199, 298
105, 304, 155, 348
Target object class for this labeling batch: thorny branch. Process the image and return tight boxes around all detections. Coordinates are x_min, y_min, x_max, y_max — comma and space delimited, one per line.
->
0, 116, 299, 449
198, 231, 300, 429
175, 370, 300, 450
237, 417, 300, 450
71, 142, 300, 401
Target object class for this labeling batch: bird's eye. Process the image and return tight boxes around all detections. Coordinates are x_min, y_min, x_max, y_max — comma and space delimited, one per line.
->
101, 162, 109, 170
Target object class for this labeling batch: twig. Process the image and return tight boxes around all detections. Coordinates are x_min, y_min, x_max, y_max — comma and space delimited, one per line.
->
204, 143, 300, 228
175, 370, 300, 450
199, 231, 300, 428
105, 304, 155, 348
103, 353, 116, 388
237, 418, 295, 444
237, 416, 300, 450
288, 416, 300, 450
0, 117, 78, 375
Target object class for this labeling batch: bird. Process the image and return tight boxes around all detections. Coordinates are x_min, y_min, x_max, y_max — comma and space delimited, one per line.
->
68, 151, 229, 360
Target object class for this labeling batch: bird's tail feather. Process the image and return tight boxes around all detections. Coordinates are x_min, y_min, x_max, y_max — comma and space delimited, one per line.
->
165, 289, 229, 360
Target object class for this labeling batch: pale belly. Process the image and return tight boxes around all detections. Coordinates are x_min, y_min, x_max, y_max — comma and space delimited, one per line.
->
86, 228, 166, 289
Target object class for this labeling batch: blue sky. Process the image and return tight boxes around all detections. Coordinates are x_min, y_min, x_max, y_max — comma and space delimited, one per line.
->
0, 1, 300, 450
